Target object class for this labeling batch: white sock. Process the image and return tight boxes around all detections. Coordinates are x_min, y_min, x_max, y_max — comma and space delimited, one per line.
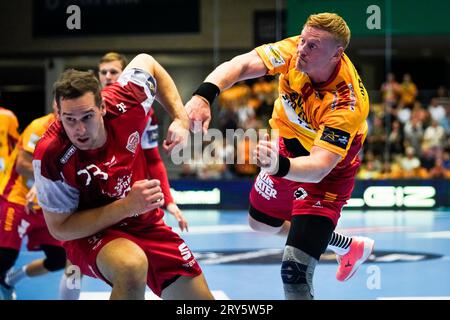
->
5, 265, 28, 286
59, 272, 81, 300
327, 233, 353, 256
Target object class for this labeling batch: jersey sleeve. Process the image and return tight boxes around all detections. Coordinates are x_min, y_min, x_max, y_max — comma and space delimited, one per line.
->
143, 147, 174, 206
255, 36, 299, 76
117, 68, 157, 115
313, 92, 366, 158
20, 121, 45, 154
32, 155, 79, 214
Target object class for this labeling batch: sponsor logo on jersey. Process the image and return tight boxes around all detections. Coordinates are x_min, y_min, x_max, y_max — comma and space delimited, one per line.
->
320, 126, 350, 150
294, 187, 308, 200
254, 172, 277, 200
313, 200, 323, 208
103, 155, 117, 167
126, 131, 140, 153
60, 145, 77, 164
88, 233, 103, 250
264, 45, 285, 68
116, 102, 127, 113
179, 242, 192, 261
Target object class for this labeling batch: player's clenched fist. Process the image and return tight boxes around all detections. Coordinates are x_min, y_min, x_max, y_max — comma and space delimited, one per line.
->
254, 133, 280, 175
125, 179, 164, 217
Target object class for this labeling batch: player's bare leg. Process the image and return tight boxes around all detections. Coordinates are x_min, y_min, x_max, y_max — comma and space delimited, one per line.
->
96, 238, 148, 300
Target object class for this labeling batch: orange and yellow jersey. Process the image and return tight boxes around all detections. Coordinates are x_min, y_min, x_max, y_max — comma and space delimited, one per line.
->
255, 36, 370, 159
0, 107, 20, 173
0, 113, 55, 206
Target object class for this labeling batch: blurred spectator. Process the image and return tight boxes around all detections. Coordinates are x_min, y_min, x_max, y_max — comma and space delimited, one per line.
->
428, 98, 446, 123
419, 146, 437, 171
357, 159, 380, 179
399, 73, 418, 109
442, 150, 450, 170
434, 86, 450, 108
234, 136, 258, 177
218, 107, 238, 134
396, 104, 411, 124
366, 115, 386, 155
400, 146, 426, 178
197, 140, 228, 180
404, 114, 424, 156
380, 72, 401, 109
218, 81, 251, 110
422, 120, 445, 150
387, 120, 404, 157
428, 156, 450, 179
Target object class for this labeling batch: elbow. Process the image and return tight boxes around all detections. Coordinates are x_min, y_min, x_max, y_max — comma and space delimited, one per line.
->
48, 228, 68, 241
309, 167, 334, 183
47, 225, 74, 242
135, 53, 153, 61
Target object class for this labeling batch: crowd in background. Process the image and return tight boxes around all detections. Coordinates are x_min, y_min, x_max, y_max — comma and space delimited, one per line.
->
181, 73, 450, 180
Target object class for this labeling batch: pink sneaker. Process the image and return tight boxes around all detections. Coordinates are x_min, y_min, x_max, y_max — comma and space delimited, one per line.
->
336, 236, 374, 282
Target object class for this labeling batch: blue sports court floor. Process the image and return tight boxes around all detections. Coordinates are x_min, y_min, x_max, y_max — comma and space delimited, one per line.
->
11, 209, 450, 300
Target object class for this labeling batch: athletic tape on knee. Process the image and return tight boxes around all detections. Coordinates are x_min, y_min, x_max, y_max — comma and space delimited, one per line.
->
281, 245, 317, 300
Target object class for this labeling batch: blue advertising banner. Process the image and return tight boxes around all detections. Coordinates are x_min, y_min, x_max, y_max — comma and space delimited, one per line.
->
170, 179, 450, 210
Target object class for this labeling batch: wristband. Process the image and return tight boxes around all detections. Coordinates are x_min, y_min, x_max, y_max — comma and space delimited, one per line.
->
193, 82, 220, 106
273, 155, 290, 177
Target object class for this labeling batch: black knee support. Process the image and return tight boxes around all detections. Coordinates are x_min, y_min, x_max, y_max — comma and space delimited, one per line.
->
286, 215, 335, 260
41, 245, 66, 272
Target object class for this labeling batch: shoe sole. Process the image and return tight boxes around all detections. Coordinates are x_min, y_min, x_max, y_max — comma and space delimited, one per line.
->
342, 238, 375, 281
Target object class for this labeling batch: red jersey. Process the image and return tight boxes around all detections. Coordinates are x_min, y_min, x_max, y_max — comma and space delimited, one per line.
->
33, 68, 163, 223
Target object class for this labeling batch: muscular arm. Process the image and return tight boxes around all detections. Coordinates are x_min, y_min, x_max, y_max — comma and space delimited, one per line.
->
257, 137, 341, 183
43, 197, 133, 241
186, 50, 268, 133
42, 179, 164, 241
125, 53, 188, 123
285, 146, 341, 183
203, 50, 268, 91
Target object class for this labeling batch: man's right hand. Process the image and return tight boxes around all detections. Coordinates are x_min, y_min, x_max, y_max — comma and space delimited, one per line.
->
185, 95, 212, 134
125, 179, 164, 217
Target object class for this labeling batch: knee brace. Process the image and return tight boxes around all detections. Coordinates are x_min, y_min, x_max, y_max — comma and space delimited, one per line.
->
281, 245, 317, 300
42, 245, 67, 272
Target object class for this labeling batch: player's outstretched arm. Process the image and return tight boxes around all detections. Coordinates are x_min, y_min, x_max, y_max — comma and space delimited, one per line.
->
185, 50, 268, 133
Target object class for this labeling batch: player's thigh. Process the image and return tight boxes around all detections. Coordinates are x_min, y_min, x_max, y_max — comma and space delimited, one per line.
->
96, 237, 148, 284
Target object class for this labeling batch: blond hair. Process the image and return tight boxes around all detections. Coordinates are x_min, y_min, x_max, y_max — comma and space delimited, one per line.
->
304, 13, 351, 49
99, 52, 128, 70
